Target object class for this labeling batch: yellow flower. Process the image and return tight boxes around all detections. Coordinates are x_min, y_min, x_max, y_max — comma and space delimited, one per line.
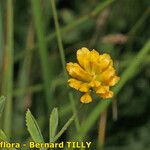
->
66, 47, 120, 103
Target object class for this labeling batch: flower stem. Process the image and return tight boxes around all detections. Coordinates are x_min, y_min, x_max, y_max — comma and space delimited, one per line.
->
50, 0, 67, 77
53, 114, 76, 142
50, 0, 80, 131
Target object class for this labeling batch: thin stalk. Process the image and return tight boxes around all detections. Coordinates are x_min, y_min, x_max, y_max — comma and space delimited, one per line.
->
53, 114, 76, 142
3, 0, 14, 138
98, 110, 107, 148
31, 0, 52, 108
77, 40, 150, 140
15, 0, 116, 63
50, 0, 67, 77
50, 0, 80, 130
68, 93, 80, 130
0, 1, 3, 69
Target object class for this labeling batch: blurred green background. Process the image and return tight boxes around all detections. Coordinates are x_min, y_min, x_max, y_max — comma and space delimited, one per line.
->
0, 0, 150, 150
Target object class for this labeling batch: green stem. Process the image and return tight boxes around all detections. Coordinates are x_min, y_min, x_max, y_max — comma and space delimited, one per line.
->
53, 114, 76, 142
50, 0, 67, 77
3, 0, 14, 138
68, 93, 80, 130
50, 0, 80, 130
31, 0, 52, 108
0, 1, 3, 69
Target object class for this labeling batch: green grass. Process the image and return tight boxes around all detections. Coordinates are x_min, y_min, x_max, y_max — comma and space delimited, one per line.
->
0, 0, 149, 149
31, 0, 53, 108
2, 0, 14, 138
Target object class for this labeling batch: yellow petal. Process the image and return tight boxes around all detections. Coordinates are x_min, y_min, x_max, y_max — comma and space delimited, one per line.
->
101, 66, 115, 82
107, 76, 120, 86
79, 83, 90, 92
68, 78, 82, 90
80, 93, 92, 103
68, 79, 90, 92
89, 50, 100, 74
99, 91, 114, 99
89, 80, 101, 88
77, 47, 91, 72
98, 53, 113, 71
66, 62, 92, 82
90, 50, 100, 61
96, 86, 109, 94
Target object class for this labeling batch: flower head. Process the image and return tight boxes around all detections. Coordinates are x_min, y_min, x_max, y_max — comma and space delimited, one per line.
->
66, 47, 120, 103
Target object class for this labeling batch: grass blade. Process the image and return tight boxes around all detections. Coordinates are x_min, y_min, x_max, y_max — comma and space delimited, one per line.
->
0, 1, 4, 68
50, 0, 80, 130
31, 0, 52, 108
2, 0, 14, 138
50, 0, 67, 76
